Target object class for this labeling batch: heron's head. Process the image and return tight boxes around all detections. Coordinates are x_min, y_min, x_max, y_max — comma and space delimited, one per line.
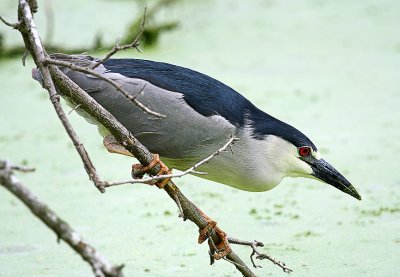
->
262, 133, 361, 200
244, 106, 361, 202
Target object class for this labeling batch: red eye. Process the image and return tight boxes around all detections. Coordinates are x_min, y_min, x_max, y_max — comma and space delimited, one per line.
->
299, 147, 311, 157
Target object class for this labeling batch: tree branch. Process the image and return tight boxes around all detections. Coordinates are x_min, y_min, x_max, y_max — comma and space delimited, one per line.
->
17, 0, 107, 193
0, 160, 124, 277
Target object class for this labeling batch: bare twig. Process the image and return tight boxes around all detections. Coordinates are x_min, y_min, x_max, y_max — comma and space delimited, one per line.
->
104, 136, 238, 187
228, 237, 293, 273
68, 103, 81, 115
0, 160, 36, 173
22, 50, 29, 65
0, 15, 20, 29
17, 0, 106, 193
89, 8, 147, 70
121, 0, 179, 47
0, 160, 124, 277
191, 170, 207, 175
44, 58, 166, 119
173, 193, 184, 218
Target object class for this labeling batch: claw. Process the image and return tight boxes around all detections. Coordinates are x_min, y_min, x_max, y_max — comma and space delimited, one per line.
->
198, 220, 232, 260
131, 154, 172, 189
198, 220, 217, 243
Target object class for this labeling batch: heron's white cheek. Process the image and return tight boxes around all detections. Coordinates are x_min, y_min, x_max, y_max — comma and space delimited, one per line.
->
289, 150, 320, 178
287, 158, 313, 178
263, 136, 300, 174
262, 135, 314, 178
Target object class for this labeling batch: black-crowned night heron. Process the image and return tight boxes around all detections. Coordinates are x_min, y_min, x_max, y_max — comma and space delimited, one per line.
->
33, 54, 361, 258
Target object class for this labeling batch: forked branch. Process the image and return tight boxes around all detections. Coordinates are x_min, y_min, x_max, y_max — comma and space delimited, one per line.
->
0, 15, 21, 29
228, 238, 293, 273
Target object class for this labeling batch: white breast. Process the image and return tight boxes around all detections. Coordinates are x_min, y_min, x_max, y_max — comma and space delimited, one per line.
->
164, 130, 286, 192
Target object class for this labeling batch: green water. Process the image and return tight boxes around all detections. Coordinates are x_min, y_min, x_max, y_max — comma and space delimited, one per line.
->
1, 1, 399, 276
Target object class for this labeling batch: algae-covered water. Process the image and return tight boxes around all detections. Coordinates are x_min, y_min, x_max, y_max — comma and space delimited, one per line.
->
1, 1, 399, 276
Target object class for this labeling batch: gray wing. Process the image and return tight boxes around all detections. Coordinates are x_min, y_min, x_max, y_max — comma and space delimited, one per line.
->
56, 56, 236, 167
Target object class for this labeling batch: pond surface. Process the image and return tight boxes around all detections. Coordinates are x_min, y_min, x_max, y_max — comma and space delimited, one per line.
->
1, 0, 399, 276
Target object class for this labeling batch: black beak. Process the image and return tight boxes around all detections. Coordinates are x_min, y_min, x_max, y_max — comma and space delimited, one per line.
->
302, 157, 361, 200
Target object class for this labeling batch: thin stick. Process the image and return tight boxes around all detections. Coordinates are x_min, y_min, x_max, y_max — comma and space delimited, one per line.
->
0, 160, 123, 277
68, 104, 81, 115
228, 237, 293, 273
0, 15, 20, 29
18, 0, 106, 193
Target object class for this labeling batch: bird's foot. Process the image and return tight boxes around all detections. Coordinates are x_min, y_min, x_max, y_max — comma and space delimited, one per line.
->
103, 135, 134, 157
131, 153, 172, 189
198, 219, 232, 261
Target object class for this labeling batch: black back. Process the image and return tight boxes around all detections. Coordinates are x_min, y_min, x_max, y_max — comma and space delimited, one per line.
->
103, 58, 317, 150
